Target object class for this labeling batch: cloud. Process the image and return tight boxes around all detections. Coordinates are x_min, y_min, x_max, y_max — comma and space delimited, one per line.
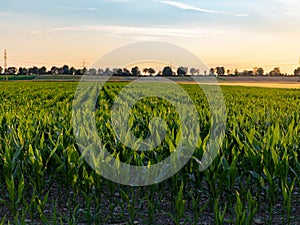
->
102, 0, 129, 2
154, 0, 249, 17
0, 12, 14, 17
60, 6, 100, 11
25, 30, 42, 34
155, 1, 217, 14
26, 25, 228, 39
276, 0, 300, 3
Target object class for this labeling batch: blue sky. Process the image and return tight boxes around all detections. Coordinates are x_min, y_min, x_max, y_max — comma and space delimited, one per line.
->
1, 0, 300, 73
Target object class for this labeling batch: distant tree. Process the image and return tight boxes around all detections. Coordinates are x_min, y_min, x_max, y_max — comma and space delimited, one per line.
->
226, 69, 231, 75
0, 66, 2, 74
61, 65, 70, 74
294, 67, 300, 76
7, 67, 17, 75
82, 67, 87, 75
97, 68, 104, 76
241, 70, 253, 76
18, 67, 22, 75
143, 68, 149, 75
75, 69, 82, 75
51, 66, 59, 75
253, 67, 264, 76
248, 70, 254, 76
209, 68, 215, 76
112, 68, 120, 76
131, 66, 140, 76
113, 68, 122, 76
162, 66, 173, 76
70, 67, 77, 75
177, 66, 187, 76
253, 67, 258, 76
29, 66, 39, 75
257, 68, 264, 76
148, 68, 156, 76
89, 68, 97, 75
38, 66, 47, 75
190, 68, 197, 76
204, 70, 207, 76
75, 68, 86, 75
117, 69, 123, 76
18, 67, 28, 75
234, 69, 239, 76
269, 67, 281, 76
104, 68, 111, 76
216, 67, 225, 76
122, 68, 131, 76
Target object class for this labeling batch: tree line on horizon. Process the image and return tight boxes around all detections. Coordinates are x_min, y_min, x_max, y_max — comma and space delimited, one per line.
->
1, 64, 300, 76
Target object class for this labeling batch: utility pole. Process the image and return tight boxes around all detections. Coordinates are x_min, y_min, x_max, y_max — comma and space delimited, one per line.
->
4, 49, 8, 80
298, 57, 300, 79
82, 59, 86, 68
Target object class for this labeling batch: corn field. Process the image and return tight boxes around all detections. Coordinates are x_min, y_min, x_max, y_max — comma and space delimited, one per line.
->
0, 82, 299, 224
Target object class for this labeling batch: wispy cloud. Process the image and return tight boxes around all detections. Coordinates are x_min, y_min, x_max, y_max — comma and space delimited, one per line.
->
154, 0, 249, 17
24, 30, 43, 34
155, 0, 217, 14
0, 12, 14, 17
25, 25, 228, 39
102, 0, 129, 2
276, 0, 300, 3
60, 6, 100, 11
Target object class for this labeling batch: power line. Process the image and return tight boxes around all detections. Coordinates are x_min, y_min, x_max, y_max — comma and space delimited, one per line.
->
4, 49, 7, 70
4, 49, 8, 80
82, 59, 86, 68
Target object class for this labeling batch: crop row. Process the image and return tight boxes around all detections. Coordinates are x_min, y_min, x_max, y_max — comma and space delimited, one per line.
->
0, 82, 299, 224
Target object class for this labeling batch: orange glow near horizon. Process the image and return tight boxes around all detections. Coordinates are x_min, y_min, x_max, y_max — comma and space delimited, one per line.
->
1, 26, 300, 75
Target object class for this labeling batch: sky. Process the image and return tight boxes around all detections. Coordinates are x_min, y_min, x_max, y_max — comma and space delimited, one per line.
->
1, 0, 300, 74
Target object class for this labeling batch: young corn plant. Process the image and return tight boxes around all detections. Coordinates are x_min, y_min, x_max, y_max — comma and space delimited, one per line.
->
190, 190, 210, 225
281, 179, 295, 224
213, 198, 227, 225
4, 173, 25, 217
27, 144, 45, 194
169, 182, 186, 225
234, 191, 257, 225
